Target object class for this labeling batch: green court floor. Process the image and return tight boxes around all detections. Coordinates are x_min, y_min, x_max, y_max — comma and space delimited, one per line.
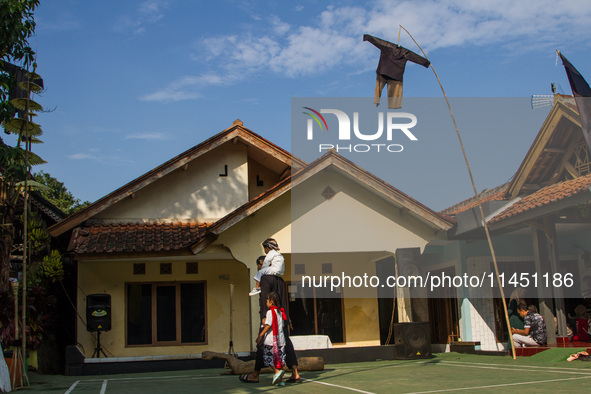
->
25, 349, 591, 393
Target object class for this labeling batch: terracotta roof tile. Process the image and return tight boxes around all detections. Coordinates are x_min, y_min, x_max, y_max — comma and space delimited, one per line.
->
70, 222, 210, 254
490, 173, 591, 223
442, 184, 510, 216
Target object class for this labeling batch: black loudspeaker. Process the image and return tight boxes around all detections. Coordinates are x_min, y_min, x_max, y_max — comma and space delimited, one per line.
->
394, 322, 431, 359
86, 294, 111, 332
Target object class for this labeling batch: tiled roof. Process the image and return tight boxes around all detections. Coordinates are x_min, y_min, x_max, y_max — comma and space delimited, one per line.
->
69, 222, 210, 254
442, 184, 509, 216
31, 191, 67, 223
489, 173, 591, 223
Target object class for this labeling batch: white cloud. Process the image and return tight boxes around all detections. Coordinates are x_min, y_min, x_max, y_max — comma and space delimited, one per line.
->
125, 132, 168, 140
68, 152, 133, 165
143, 0, 591, 102
68, 153, 96, 160
139, 73, 236, 102
138, 0, 169, 23
38, 11, 82, 31
115, 0, 170, 36
366, 0, 591, 51
270, 15, 290, 36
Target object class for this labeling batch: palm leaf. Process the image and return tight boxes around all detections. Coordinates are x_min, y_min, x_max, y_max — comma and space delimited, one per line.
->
26, 71, 42, 81
26, 151, 47, 166
14, 180, 50, 191
10, 98, 43, 112
17, 80, 43, 93
2, 118, 42, 136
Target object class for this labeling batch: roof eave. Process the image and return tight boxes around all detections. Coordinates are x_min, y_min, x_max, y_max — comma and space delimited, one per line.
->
489, 188, 591, 230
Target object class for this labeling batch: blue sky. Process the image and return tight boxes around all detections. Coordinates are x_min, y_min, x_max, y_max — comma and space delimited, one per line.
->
8, 0, 591, 211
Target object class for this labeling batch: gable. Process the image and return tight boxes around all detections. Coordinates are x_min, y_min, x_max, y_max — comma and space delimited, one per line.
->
94, 142, 249, 223
49, 121, 305, 236
507, 98, 590, 199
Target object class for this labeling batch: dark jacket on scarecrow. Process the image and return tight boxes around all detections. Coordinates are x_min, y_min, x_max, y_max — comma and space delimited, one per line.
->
364, 34, 429, 108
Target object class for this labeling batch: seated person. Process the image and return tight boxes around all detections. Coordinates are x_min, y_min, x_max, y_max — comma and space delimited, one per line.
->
575, 319, 591, 341
508, 288, 526, 330
511, 302, 547, 347
571, 304, 591, 342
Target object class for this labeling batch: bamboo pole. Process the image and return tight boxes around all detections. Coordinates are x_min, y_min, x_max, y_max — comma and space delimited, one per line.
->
398, 25, 516, 359
9, 279, 27, 389
20, 64, 33, 387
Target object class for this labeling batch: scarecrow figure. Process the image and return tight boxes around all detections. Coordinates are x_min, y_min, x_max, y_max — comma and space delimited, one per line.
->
364, 34, 430, 109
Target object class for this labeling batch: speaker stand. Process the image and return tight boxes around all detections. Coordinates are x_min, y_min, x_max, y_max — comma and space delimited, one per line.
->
92, 331, 108, 358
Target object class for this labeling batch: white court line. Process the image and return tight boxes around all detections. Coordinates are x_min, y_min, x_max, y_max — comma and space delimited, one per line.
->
100, 379, 108, 394
440, 359, 591, 372
104, 375, 229, 385
302, 378, 376, 394
64, 380, 79, 394
79, 373, 225, 383
405, 374, 591, 394
436, 361, 591, 375
331, 361, 426, 373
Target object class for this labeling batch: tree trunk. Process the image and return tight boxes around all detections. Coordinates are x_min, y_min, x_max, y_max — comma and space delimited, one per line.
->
202, 351, 324, 375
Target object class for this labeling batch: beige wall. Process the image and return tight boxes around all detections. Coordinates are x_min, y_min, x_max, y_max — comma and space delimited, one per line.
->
291, 168, 439, 254
342, 298, 381, 346
96, 143, 249, 223
215, 167, 441, 348
77, 258, 250, 357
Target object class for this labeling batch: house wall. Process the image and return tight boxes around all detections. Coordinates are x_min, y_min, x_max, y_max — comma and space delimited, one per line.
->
291, 169, 441, 254
95, 143, 249, 223
341, 298, 381, 346
77, 258, 250, 358
217, 167, 442, 349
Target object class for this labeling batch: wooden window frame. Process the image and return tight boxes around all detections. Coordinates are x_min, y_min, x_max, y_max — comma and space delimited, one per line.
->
125, 281, 207, 347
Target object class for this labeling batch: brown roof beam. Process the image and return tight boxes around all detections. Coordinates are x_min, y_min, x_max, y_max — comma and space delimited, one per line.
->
543, 147, 567, 153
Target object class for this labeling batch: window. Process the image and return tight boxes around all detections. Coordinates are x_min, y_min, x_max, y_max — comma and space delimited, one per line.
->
133, 263, 145, 275
126, 282, 206, 346
287, 282, 344, 343
186, 262, 198, 274
160, 263, 172, 275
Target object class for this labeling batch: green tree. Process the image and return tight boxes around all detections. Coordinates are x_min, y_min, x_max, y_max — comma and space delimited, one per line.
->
33, 171, 91, 214
1, 0, 39, 128
0, 0, 41, 292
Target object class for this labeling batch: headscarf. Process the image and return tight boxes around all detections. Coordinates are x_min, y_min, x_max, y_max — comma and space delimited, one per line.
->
262, 238, 280, 251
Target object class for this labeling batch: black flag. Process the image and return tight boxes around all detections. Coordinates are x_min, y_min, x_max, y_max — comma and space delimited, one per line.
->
558, 51, 591, 151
